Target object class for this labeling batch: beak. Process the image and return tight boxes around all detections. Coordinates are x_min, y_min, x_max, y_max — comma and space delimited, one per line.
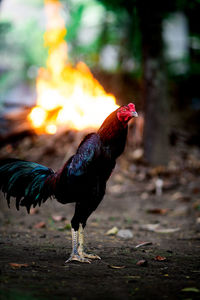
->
132, 111, 138, 118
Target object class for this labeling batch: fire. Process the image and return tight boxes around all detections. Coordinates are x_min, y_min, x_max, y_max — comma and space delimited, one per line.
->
28, 0, 118, 134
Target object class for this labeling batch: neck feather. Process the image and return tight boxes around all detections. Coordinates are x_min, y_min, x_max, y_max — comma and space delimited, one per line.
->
97, 111, 127, 142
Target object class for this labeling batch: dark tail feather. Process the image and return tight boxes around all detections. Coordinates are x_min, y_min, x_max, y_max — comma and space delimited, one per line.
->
0, 158, 56, 213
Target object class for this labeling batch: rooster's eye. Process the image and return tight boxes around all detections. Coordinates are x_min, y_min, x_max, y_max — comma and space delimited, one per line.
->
122, 109, 126, 111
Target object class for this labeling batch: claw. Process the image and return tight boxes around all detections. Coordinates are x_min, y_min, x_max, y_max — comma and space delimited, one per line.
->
65, 254, 91, 264
82, 252, 101, 260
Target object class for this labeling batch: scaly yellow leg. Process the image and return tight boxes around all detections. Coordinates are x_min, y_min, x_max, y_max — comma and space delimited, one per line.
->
65, 228, 91, 263
78, 224, 101, 260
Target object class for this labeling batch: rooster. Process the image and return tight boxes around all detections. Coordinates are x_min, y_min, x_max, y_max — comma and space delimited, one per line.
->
0, 103, 138, 263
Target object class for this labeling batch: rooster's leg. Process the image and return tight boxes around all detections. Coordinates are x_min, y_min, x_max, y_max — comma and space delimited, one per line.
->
78, 224, 101, 260
65, 228, 91, 263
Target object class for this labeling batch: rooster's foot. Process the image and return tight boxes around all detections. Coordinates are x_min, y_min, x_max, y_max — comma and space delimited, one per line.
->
65, 254, 91, 264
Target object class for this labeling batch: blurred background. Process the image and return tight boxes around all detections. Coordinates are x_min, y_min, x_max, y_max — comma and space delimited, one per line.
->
0, 0, 200, 166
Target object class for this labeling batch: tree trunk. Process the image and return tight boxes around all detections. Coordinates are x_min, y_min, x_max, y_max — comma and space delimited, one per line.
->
143, 57, 169, 165
138, 3, 170, 165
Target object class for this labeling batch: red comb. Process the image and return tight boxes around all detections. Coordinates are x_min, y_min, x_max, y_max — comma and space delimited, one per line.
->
128, 103, 135, 110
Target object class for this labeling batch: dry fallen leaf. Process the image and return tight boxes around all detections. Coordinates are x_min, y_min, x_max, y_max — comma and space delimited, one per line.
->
147, 208, 169, 215
136, 259, 148, 266
149, 166, 166, 176
30, 208, 39, 215
154, 255, 166, 261
131, 148, 144, 161
196, 217, 200, 224
108, 265, 126, 269
52, 215, 65, 222
34, 221, 46, 229
140, 223, 160, 231
108, 184, 126, 194
171, 191, 183, 201
125, 275, 141, 279
135, 242, 152, 249
181, 287, 200, 293
140, 192, 149, 200
9, 263, 29, 269
141, 223, 180, 233
106, 226, 118, 236
154, 228, 180, 233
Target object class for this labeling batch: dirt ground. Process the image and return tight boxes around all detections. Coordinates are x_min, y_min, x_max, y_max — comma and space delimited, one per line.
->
0, 130, 200, 300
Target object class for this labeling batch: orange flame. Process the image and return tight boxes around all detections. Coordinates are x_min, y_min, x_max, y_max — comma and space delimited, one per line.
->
28, 0, 118, 134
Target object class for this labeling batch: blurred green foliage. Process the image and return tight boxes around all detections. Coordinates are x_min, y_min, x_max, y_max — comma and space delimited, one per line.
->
0, 6, 47, 104
62, 0, 142, 76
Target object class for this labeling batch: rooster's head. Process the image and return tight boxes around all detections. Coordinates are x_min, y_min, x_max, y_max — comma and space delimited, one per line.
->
117, 103, 138, 123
